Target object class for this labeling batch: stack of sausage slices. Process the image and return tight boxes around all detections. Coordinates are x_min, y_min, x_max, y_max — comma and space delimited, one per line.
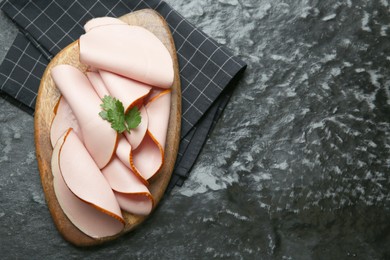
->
50, 17, 174, 238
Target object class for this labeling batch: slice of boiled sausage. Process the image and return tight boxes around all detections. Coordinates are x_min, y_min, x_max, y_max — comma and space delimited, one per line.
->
130, 90, 171, 181
102, 157, 153, 215
51, 64, 117, 169
52, 130, 124, 238
80, 24, 174, 88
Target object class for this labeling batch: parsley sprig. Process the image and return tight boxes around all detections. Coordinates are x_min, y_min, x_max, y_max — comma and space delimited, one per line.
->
99, 95, 141, 133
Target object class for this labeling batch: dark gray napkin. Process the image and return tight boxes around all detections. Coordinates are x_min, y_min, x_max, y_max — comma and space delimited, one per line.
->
0, 0, 246, 191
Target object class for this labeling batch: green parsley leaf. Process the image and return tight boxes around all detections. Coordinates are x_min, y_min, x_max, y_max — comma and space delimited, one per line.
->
100, 95, 116, 111
98, 110, 108, 120
99, 95, 142, 134
125, 106, 142, 131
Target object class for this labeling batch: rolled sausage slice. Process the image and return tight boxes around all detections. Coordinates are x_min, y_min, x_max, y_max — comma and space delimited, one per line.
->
130, 90, 171, 181
146, 89, 171, 149
79, 24, 174, 89
115, 135, 131, 169
52, 130, 124, 238
51, 65, 117, 169
102, 157, 153, 215
115, 135, 149, 185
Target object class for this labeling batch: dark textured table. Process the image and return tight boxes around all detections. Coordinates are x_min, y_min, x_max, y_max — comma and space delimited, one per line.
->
1, 0, 390, 259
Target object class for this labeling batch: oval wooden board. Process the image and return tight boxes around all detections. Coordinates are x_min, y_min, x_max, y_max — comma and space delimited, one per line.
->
34, 9, 181, 246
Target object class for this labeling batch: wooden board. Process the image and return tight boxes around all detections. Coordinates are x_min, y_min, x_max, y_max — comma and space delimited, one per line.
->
34, 9, 181, 246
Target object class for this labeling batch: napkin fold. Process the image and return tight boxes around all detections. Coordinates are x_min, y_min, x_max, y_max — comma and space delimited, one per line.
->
0, 0, 246, 191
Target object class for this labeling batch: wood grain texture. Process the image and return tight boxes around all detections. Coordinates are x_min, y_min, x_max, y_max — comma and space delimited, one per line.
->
34, 9, 181, 246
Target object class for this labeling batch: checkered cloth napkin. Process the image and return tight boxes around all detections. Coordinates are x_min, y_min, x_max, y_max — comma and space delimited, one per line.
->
0, 0, 246, 191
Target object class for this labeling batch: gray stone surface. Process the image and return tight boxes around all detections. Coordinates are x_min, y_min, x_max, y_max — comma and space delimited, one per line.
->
1, 0, 390, 259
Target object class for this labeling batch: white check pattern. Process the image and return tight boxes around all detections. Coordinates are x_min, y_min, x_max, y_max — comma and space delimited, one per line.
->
0, 0, 246, 190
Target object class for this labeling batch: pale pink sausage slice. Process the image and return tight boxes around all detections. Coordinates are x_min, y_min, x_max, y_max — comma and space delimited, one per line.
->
50, 97, 82, 147
115, 193, 154, 216
116, 135, 131, 169
59, 130, 123, 223
79, 25, 174, 88
102, 157, 153, 215
86, 71, 110, 98
130, 133, 162, 181
99, 70, 151, 112
51, 64, 117, 169
52, 130, 124, 238
146, 90, 171, 149
130, 90, 171, 180
115, 135, 149, 184
84, 17, 127, 32
103, 157, 149, 193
